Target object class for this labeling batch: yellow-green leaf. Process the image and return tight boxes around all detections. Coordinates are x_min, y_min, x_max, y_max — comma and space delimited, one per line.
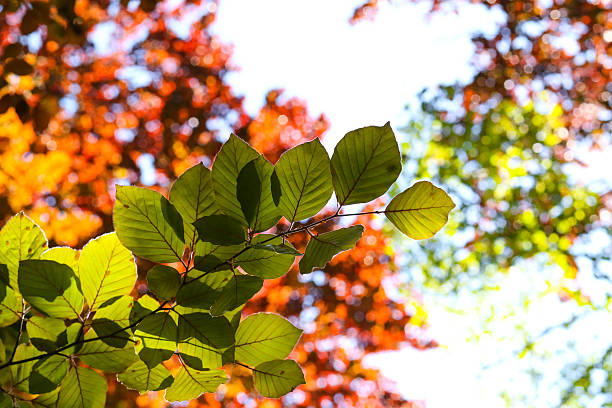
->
18, 260, 83, 319
235, 313, 302, 367
56, 367, 107, 408
0, 212, 48, 292
253, 359, 305, 398
79, 232, 136, 312
385, 181, 455, 239
164, 366, 227, 402
117, 360, 174, 394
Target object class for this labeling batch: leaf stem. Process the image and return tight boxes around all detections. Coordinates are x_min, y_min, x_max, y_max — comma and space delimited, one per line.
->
182, 209, 382, 287
7, 300, 27, 365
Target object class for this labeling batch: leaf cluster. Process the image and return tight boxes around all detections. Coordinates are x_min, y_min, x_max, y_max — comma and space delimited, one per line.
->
0, 124, 453, 406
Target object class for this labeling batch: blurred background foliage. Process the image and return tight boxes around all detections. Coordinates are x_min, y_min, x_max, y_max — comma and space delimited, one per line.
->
0, 0, 611, 406
354, 0, 611, 406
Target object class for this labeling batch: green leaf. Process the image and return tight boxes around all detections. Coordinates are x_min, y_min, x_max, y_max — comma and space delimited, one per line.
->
91, 295, 133, 348
193, 214, 246, 245
79, 232, 136, 312
192, 254, 229, 273
134, 312, 178, 368
0, 212, 48, 292
113, 185, 185, 263
224, 305, 243, 332
331, 122, 402, 206
10, 344, 42, 392
129, 294, 160, 330
299, 225, 365, 274
0, 393, 11, 407
0, 287, 22, 328
117, 360, 174, 394
164, 366, 227, 402
32, 388, 59, 407
251, 243, 302, 256
147, 265, 181, 301
95, 295, 133, 325
40, 247, 79, 278
0, 264, 8, 296
29, 355, 68, 394
385, 181, 455, 239
253, 359, 305, 398
235, 235, 295, 279
18, 260, 83, 319
210, 275, 263, 317
169, 163, 219, 250
194, 240, 242, 261
212, 134, 260, 225
274, 138, 333, 222
57, 367, 107, 408
270, 170, 282, 206
56, 322, 84, 355
235, 313, 302, 367
176, 270, 232, 309
77, 329, 138, 373
176, 308, 234, 370
26, 316, 65, 353
236, 159, 261, 226
193, 241, 242, 271
238, 156, 282, 232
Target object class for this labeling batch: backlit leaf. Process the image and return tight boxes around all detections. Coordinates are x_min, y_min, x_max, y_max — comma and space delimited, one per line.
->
253, 359, 305, 398
56, 367, 107, 408
113, 186, 185, 263
176, 308, 234, 370
235, 313, 302, 367
238, 156, 281, 232
10, 344, 42, 393
169, 163, 219, 250
18, 260, 83, 319
147, 265, 181, 301
117, 360, 174, 394
275, 138, 332, 222
77, 329, 138, 373
0, 287, 22, 328
176, 270, 232, 309
40, 247, 79, 278
235, 235, 295, 279
26, 316, 65, 353
164, 366, 227, 402
385, 181, 455, 239
29, 355, 68, 394
330, 122, 402, 206
0, 212, 48, 291
299, 225, 364, 274
134, 312, 178, 368
212, 134, 259, 225
193, 214, 246, 245
236, 159, 261, 226
210, 274, 263, 316
79, 232, 136, 311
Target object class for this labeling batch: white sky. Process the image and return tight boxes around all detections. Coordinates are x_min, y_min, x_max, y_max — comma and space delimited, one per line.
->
212, 0, 504, 151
